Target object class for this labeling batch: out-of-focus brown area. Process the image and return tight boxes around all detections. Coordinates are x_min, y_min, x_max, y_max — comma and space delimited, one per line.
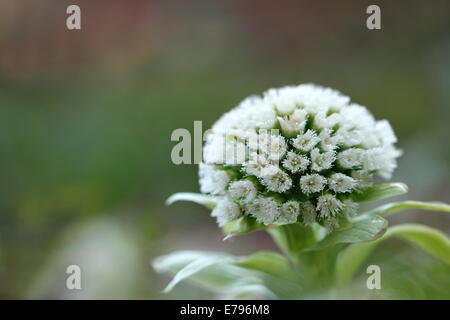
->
0, 0, 174, 77
0, 0, 449, 299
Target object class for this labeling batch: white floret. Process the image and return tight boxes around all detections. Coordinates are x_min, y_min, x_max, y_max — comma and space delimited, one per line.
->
211, 199, 242, 226
375, 119, 397, 145
363, 146, 401, 179
278, 117, 305, 138
310, 148, 336, 172
203, 133, 247, 165
228, 180, 257, 203
277, 201, 300, 225
242, 152, 271, 177
337, 148, 364, 169
300, 173, 327, 194
292, 130, 320, 152
363, 145, 401, 179
282, 151, 310, 173
294, 84, 350, 113
224, 139, 248, 165
328, 173, 357, 193
277, 109, 308, 137
264, 86, 302, 115
260, 166, 292, 193
313, 111, 341, 129
335, 128, 363, 147
213, 96, 277, 132
199, 163, 230, 195
250, 197, 281, 225
260, 134, 287, 161
316, 194, 343, 218
291, 109, 308, 122
339, 104, 375, 130
319, 128, 341, 152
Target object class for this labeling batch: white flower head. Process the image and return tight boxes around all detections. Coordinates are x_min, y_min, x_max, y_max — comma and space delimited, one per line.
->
310, 148, 336, 172
277, 201, 300, 225
199, 163, 230, 195
260, 166, 292, 193
242, 152, 270, 177
340, 104, 375, 130
300, 173, 327, 194
291, 109, 308, 123
261, 133, 287, 161
278, 117, 305, 138
203, 134, 248, 165
375, 119, 397, 145
211, 199, 242, 227
264, 86, 300, 115
292, 129, 320, 152
316, 194, 343, 218
199, 84, 401, 228
313, 111, 341, 129
363, 146, 402, 179
337, 148, 364, 169
282, 151, 310, 173
319, 128, 340, 152
277, 108, 308, 137
328, 173, 356, 193
247, 130, 287, 161
249, 197, 281, 225
225, 139, 248, 165
336, 128, 362, 148
228, 180, 257, 204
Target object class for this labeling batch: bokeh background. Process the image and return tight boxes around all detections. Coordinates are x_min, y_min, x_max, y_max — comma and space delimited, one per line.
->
0, 0, 449, 299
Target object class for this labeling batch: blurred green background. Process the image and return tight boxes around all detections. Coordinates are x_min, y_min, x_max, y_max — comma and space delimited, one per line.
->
0, 0, 449, 299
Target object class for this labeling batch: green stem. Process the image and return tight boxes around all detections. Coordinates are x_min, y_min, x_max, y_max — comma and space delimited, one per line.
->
267, 224, 343, 295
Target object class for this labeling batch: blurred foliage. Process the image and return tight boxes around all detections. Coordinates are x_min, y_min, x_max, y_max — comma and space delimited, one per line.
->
0, 0, 449, 298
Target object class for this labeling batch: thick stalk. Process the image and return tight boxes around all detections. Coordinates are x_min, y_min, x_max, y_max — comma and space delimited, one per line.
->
267, 224, 343, 297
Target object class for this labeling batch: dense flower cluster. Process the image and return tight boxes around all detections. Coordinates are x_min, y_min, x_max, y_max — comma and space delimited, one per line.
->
200, 84, 401, 229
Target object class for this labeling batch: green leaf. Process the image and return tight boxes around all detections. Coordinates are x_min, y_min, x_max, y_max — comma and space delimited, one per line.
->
166, 192, 217, 209
351, 183, 408, 203
223, 215, 264, 236
313, 215, 388, 249
334, 240, 379, 286
335, 223, 450, 286
153, 251, 272, 295
153, 251, 235, 292
152, 250, 302, 299
235, 251, 297, 280
232, 251, 304, 299
386, 224, 450, 265
359, 200, 450, 219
